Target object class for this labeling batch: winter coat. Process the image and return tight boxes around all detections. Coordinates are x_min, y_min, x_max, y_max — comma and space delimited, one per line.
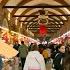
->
18, 44, 28, 58
0, 56, 3, 70
13, 44, 20, 57
23, 51, 46, 70
53, 52, 64, 70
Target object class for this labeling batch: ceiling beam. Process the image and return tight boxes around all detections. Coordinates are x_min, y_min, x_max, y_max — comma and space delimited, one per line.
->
28, 28, 59, 30
20, 21, 64, 25
19, 20, 37, 22
28, 27, 60, 28
13, 14, 70, 17
3, 5, 70, 8
30, 31, 57, 33
19, 19, 67, 23
47, 23, 64, 25
13, 15, 38, 17
48, 19, 67, 22
1, 0, 8, 6
28, 21, 62, 28
47, 28, 60, 29
32, 31, 56, 33
31, 30, 57, 33
27, 24, 62, 29
19, 20, 65, 23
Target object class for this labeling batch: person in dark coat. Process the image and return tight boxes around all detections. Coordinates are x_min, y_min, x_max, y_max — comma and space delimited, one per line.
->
13, 41, 20, 57
18, 41, 28, 70
0, 56, 3, 70
38, 44, 44, 54
53, 45, 65, 70
28, 43, 33, 52
63, 55, 70, 70
13, 41, 20, 70
63, 44, 70, 70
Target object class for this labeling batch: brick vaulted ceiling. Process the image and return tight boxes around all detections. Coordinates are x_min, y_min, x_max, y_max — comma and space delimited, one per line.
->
1, 0, 70, 35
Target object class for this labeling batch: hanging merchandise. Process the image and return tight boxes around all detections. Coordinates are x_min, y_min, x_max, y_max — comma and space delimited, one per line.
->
60, 37, 64, 44
50, 31, 70, 44
2, 32, 9, 43
13, 34, 18, 43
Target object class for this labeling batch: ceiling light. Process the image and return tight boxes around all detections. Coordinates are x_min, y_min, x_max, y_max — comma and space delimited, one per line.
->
15, 17, 18, 25
58, 25, 61, 27
20, 22, 22, 28
8, 12, 10, 20
60, 22, 63, 24
55, 22, 59, 24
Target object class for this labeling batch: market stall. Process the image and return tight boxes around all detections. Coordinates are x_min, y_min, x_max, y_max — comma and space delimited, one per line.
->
50, 31, 70, 45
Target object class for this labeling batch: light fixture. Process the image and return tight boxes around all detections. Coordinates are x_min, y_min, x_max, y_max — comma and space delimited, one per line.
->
20, 22, 23, 28
15, 17, 18, 25
8, 12, 10, 21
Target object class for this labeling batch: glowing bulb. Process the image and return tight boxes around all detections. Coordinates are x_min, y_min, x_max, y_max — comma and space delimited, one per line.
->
20, 22, 22, 28
8, 12, 10, 20
15, 17, 18, 25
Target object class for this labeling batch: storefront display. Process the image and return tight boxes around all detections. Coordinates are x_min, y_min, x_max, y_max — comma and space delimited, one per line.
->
50, 31, 70, 45
0, 26, 39, 46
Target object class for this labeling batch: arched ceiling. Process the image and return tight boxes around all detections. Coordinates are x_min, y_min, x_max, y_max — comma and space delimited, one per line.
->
1, 0, 70, 34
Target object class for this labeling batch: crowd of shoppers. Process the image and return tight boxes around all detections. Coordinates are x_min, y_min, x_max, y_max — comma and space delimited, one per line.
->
0, 40, 70, 70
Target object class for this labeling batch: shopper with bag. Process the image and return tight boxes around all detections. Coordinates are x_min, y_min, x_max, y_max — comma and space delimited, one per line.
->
23, 43, 46, 70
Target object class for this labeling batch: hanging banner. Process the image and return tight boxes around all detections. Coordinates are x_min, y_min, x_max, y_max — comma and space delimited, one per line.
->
39, 23, 47, 37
